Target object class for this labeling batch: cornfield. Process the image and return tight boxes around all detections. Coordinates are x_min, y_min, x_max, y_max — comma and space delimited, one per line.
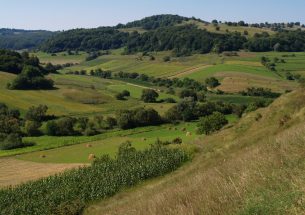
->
0, 142, 189, 215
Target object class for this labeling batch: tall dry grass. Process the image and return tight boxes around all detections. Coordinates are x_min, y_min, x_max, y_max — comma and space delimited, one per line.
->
84, 89, 305, 215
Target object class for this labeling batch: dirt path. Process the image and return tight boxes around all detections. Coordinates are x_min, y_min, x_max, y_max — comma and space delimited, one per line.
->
168, 65, 211, 78
0, 158, 85, 188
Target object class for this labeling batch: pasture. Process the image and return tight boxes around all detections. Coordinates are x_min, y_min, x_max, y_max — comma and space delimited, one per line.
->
17, 122, 199, 163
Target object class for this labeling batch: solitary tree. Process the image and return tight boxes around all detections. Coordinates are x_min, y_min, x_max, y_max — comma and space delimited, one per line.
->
197, 112, 228, 135
141, 89, 159, 103
205, 77, 220, 88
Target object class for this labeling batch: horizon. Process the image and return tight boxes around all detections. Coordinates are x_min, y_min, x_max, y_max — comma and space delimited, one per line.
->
0, 0, 304, 31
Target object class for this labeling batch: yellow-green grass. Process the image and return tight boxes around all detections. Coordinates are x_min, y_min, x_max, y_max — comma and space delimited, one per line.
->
183, 63, 280, 81
118, 27, 147, 34
182, 20, 275, 37
0, 72, 177, 117
0, 72, 104, 116
107, 83, 178, 100
32, 51, 88, 65
62, 51, 222, 77
84, 89, 305, 215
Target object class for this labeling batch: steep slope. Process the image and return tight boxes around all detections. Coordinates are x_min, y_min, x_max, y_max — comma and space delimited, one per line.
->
85, 88, 305, 215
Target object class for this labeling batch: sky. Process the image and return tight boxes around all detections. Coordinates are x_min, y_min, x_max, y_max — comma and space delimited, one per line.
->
0, 0, 304, 31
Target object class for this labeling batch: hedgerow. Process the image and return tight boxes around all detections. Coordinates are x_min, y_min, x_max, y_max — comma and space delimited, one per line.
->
0, 142, 189, 215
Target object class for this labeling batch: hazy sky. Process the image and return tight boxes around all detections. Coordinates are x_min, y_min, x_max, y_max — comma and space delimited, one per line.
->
1, 0, 304, 31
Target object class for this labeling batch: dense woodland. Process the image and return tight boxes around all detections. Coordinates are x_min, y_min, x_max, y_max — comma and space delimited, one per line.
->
117, 14, 192, 30
0, 29, 54, 50
40, 27, 128, 53
1, 15, 304, 54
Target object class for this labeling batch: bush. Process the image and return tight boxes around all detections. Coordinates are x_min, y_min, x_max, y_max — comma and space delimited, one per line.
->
240, 87, 281, 98
8, 66, 54, 90
197, 112, 228, 135
25, 105, 48, 122
45, 117, 77, 136
205, 77, 220, 88
141, 89, 159, 103
179, 89, 197, 100
24, 120, 41, 136
115, 90, 130, 100
116, 108, 162, 129
0, 133, 27, 150
163, 56, 171, 62
163, 98, 176, 103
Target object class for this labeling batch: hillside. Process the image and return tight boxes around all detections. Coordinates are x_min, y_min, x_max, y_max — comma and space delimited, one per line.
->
85, 88, 305, 214
0, 28, 55, 50
40, 14, 305, 54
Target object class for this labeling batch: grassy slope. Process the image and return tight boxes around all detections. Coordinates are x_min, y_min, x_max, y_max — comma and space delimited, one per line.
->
53, 50, 301, 93
85, 88, 305, 215
0, 72, 175, 116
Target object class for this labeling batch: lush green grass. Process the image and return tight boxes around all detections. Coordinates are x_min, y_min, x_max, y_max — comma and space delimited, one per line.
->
17, 123, 199, 163
15, 114, 237, 164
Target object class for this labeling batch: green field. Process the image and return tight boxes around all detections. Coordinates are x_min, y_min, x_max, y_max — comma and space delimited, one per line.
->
1, 49, 304, 164
0, 72, 176, 116
16, 114, 237, 163
17, 123, 198, 163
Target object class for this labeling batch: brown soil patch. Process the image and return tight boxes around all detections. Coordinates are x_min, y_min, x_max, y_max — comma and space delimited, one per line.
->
0, 158, 85, 188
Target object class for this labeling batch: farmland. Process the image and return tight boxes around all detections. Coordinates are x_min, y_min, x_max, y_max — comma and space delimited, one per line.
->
0, 10, 305, 215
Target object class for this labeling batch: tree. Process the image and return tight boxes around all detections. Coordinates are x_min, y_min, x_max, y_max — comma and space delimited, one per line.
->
141, 89, 159, 103
24, 120, 41, 136
116, 110, 135, 129
205, 77, 220, 88
105, 117, 117, 129
8, 66, 54, 90
46, 117, 77, 136
179, 89, 197, 100
116, 90, 130, 100
197, 112, 228, 135
25, 105, 48, 122
133, 108, 162, 126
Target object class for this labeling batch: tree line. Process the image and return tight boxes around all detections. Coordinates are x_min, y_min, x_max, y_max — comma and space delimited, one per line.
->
40, 20, 305, 55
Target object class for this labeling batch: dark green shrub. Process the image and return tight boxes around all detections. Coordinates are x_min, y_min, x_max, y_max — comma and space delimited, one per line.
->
197, 112, 228, 135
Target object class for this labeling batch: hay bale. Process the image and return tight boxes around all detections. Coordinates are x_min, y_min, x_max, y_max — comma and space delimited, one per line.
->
186, 132, 192, 137
86, 144, 92, 148
88, 154, 96, 161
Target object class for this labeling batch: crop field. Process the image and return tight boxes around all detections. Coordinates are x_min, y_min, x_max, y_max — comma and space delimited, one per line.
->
0, 158, 84, 188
